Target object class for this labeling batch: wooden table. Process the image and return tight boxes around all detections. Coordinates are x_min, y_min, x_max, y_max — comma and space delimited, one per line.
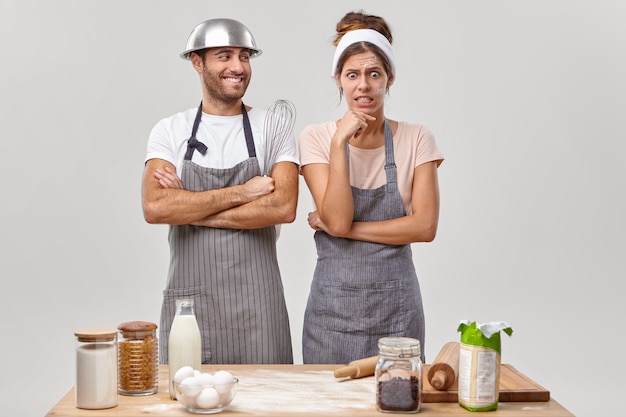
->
45, 364, 575, 416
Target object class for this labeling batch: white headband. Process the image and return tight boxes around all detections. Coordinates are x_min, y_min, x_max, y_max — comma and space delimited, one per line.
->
331, 28, 395, 78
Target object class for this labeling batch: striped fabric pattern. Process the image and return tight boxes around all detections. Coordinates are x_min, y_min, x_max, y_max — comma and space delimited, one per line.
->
159, 157, 293, 365
302, 121, 425, 364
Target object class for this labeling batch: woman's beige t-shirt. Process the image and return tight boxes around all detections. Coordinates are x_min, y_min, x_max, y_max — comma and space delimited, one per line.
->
299, 121, 444, 215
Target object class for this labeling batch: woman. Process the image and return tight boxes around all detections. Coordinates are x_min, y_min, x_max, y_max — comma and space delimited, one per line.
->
299, 11, 444, 364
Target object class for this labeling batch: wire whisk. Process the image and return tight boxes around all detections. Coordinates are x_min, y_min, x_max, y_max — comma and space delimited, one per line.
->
262, 99, 297, 176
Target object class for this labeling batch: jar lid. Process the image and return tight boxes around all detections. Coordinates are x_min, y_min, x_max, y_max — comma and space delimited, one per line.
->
117, 321, 158, 333
74, 329, 117, 342
378, 337, 421, 358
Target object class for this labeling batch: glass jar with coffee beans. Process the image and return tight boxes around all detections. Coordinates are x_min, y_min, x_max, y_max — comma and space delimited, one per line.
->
375, 337, 422, 413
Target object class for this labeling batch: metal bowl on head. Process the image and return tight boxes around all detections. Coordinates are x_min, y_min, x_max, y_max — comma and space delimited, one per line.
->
180, 18, 262, 60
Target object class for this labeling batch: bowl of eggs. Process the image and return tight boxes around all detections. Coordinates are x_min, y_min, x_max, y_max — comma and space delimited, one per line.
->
173, 366, 238, 414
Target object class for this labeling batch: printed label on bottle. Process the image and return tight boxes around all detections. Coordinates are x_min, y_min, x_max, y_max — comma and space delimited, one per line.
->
458, 343, 500, 409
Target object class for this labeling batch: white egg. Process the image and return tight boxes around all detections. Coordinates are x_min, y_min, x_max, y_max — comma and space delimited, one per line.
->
213, 370, 234, 394
218, 389, 233, 405
194, 369, 201, 377
178, 376, 202, 397
196, 372, 215, 386
173, 365, 195, 384
213, 370, 234, 385
213, 371, 234, 394
196, 387, 220, 409
178, 392, 197, 408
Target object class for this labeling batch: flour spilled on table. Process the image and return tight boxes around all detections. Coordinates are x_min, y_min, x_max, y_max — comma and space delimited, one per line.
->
228, 369, 376, 413
141, 402, 184, 413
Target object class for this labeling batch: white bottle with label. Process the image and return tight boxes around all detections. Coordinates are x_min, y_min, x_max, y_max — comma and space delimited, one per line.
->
168, 298, 202, 400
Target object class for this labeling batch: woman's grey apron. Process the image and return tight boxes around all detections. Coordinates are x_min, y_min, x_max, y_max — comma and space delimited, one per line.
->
302, 120, 425, 364
160, 103, 293, 364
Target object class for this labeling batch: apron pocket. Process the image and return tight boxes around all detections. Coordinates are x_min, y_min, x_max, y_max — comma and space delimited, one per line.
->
319, 280, 408, 335
163, 286, 203, 298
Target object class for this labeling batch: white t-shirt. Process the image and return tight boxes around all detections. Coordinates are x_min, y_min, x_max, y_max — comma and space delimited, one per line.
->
146, 106, 299, 175
299, 121, 444, 215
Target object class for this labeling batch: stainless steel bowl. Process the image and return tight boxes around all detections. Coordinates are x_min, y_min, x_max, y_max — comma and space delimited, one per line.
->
180, 18, 262, 60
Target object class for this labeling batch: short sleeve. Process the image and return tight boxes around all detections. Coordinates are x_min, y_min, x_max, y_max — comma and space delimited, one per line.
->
145, 119, 176, 166
298, 123, 333, 171
414, 124, 444, 168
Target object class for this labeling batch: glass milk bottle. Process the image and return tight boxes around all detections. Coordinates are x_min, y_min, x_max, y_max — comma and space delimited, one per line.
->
74, 329, 118, 409
168, 298, 202, 400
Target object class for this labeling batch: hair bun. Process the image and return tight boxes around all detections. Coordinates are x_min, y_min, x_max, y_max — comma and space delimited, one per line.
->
334, 10, 392, 46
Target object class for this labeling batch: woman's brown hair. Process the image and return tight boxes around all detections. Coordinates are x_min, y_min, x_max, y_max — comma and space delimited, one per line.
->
333, 10, 394, 79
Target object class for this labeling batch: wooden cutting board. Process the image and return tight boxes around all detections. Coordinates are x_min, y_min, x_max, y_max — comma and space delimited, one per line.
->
422, 363, 550, 403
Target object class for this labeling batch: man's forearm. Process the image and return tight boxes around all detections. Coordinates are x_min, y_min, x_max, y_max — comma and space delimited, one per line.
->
142, 159, 277, 225
193, 191, 296, 229
144, 185, 254, 225
193, 162, 298, 229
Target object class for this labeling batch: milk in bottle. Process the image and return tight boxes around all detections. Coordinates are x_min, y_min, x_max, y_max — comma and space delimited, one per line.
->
168, 298, 202, 400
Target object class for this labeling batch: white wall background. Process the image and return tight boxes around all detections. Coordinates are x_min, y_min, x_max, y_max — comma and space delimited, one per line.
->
1, 1, 624, 416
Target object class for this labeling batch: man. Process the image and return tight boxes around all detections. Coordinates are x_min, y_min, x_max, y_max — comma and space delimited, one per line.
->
142, 18, 298, 364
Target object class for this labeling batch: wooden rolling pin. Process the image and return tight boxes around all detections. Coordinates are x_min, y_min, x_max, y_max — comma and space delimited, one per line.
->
427, 341, 460, 390
333, 355, 379, 379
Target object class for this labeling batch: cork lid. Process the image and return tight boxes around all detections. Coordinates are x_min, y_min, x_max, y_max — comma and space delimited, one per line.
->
74, 329, 117, 342
117, 321, 158, 333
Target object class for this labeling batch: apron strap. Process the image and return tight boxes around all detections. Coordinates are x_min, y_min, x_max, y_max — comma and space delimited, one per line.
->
241, 103, 257, 158
346, 119, 398, 185
184, 102, 257, 161
383, 119, 398, 186
184, 102, 208, 160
